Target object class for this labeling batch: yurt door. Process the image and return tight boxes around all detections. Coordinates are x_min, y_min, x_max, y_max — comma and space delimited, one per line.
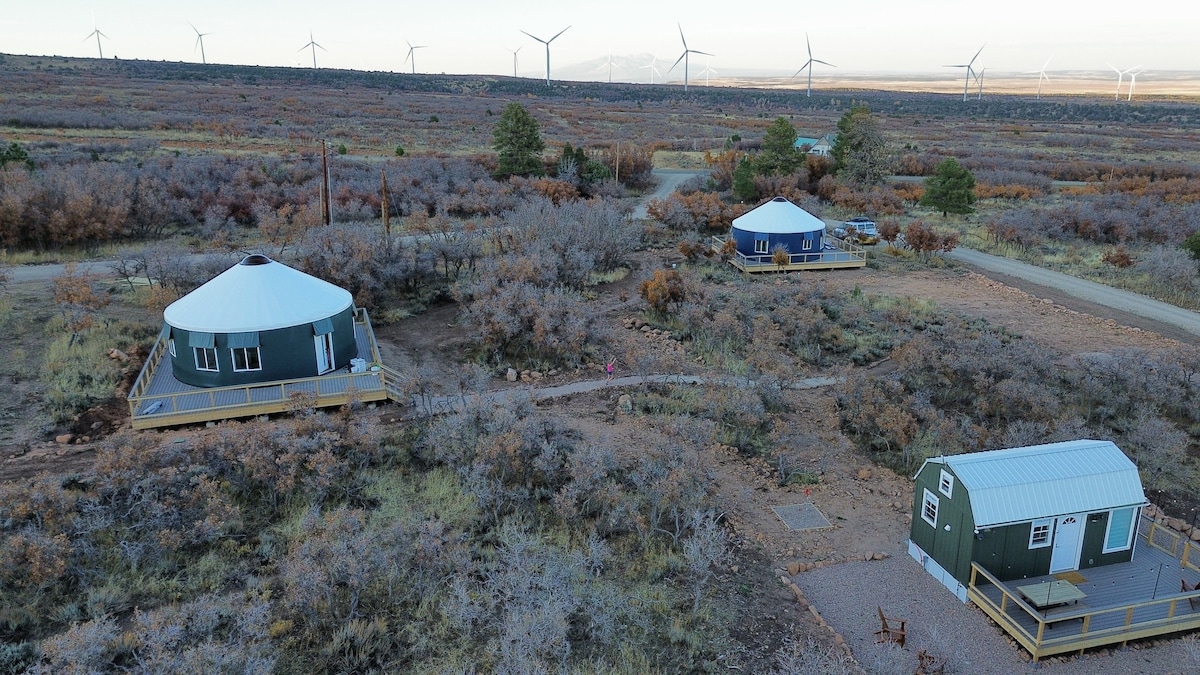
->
314, 333, 335, 374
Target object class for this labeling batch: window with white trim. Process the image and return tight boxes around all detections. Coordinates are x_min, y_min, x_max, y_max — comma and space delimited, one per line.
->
802, 239, 813, 251
1103, 507, 1137, 553
194, 347, 219, 372
754, 238, 769, 254
938, 469, 954, 498
922, 489, 939, 528
1029, 518, 1052, 548
168, 339, 176, 358
231, 347, 262, 372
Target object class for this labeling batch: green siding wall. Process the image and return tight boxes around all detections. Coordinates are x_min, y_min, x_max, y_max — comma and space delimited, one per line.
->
169, 307, 357, 387
972, 522, 1053, 582
909, 464, 976, 586
1079, 511, 1136, 569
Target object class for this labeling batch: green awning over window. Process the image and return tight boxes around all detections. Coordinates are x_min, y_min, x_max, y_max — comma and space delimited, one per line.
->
312, 318, 334, 335
188, 332, 215, 348
226, 332, 260, 348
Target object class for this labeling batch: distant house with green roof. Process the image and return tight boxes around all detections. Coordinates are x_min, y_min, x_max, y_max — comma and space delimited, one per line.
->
908, 439, 1146, 601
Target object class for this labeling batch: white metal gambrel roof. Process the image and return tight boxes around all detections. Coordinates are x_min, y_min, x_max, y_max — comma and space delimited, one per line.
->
164, 255, 353, 333
731, 196, 824, 234
923, 439, 1146, 528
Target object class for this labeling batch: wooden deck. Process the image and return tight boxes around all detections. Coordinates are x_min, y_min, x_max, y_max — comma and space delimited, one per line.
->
710, 234, 866, 273
126, 308, 404, 430
968, 517, 1200, 662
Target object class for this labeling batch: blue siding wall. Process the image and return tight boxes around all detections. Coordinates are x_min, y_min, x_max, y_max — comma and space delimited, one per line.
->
730, 227, 823, 260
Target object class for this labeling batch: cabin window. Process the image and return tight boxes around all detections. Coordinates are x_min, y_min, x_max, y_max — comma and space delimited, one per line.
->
802, 239, 813, 251
921, 489, 939, 528
1029, 519, 1052, 548
938, 469, 954, 498
194, 347, 219, 372
231, 347, 262, 372
168, 339, 176, 358
754, 238, 769, 254
1103, 507, 1137, 553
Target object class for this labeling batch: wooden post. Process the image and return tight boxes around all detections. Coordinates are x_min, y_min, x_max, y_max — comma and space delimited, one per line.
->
320, 140, 332, 226
381, 169, 390, 237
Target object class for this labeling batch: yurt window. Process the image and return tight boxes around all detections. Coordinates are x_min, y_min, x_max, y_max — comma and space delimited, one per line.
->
802, 239, 813, 251
754, 238, 769, 254
189, 332, 218, 372
228, 332, 262, 372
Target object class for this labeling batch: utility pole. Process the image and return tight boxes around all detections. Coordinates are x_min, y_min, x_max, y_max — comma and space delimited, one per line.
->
320, 140, 332, 226
381, 169, 391, 237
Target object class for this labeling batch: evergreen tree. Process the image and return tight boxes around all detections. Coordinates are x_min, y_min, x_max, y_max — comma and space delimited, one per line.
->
732, 155, 756, 201
831, 105, 889, 185
0, 142, 33, 170
492, 103, 545, 179
920, 157, 977, 216
757, 117, 801, 176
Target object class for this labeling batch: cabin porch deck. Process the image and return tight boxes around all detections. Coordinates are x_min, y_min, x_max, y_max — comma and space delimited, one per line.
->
126, 308, 403, 430
968, 517, 1200, 662
710, 234, 866, 273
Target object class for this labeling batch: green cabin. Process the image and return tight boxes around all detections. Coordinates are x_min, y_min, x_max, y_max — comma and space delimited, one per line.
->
162, 255, 358, 388
907, 439, 1146, 602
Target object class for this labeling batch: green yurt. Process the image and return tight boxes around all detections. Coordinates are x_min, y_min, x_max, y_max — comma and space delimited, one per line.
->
163, 254, 357, 388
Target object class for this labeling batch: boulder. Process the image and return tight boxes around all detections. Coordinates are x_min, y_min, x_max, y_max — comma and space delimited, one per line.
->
857, 467, 873, 480
617, 394, 633, 414
55, 434, 74, 444
506, 368, 518, 382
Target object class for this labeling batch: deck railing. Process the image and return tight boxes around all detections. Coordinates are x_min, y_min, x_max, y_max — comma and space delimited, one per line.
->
1144, 519, 1200, 574
967, 522, 1200, 662
710, 234, 866, 273
127, 308, 399, 429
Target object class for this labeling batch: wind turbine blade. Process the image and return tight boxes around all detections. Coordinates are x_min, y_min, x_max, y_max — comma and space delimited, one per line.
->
813, 59, 835, 67
520, 30, 547, 44
791, 62, 810, 78
549, 26, 570, 42
678, 23, 688, 50
693, 50, 713, 57
969, 44, 985, 66
668, 52, 686, 73
1041, 54, 1054, 70
806, 33, 813, 60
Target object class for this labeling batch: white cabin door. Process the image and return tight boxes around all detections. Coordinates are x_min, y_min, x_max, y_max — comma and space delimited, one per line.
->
1049, 514, 1083, 573
314, 333, 335, 374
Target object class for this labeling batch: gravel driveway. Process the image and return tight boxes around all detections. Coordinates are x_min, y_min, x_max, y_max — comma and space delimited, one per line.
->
792, 554, 1200, 674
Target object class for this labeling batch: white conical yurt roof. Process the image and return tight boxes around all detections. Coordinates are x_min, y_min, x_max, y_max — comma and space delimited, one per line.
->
164, 255, 353, 333
731, 196, 824, 234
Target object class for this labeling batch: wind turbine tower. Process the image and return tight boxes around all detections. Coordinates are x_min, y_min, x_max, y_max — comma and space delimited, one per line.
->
698, 58, 717, 87
299, 32, 325, 69
975, 67, 986, 100
1127, 69, 1145, 101
404, 41, 427, 74
945, 44, 985, 102
508, 46, 522, 77
1032, 54, 1053, 101
641, 55, 661, 84
85, 16, 109, 59
1108, 63, 1141, 101
669, 23, 712, 93
791, 33, 834, 98
520, 26, 570, 86
190, 23, 211, 65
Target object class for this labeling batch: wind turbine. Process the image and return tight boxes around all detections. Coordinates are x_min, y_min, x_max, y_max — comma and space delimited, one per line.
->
944, 44, 985, 102
790, 33, 834, 97
299, 31, 325, 69
190, 23, 211, 65
1030, 54, 1053, 101
404, 40, 427, 74
1127, 68, 1145, 101
507, 46, 522, 77
669, 23, 712, 92
520, 26, 570, 86
1107, 63, 1140, 101
975, 67, 986, 100
597, 53, 616, 83
697, 58, 717, 87
640, 55, 661, 84
85, 14, 109, 59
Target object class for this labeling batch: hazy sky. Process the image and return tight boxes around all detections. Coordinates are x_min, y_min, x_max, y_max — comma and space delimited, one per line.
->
3, 0, 1194, 81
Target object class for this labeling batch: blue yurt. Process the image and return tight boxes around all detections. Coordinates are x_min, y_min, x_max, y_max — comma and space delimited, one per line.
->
729, 197, 824, 261
162, 254, 358, 388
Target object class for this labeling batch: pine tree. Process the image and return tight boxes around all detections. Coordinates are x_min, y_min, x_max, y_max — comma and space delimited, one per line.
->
920, 157, 977, 216
492, 103, 545, 179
